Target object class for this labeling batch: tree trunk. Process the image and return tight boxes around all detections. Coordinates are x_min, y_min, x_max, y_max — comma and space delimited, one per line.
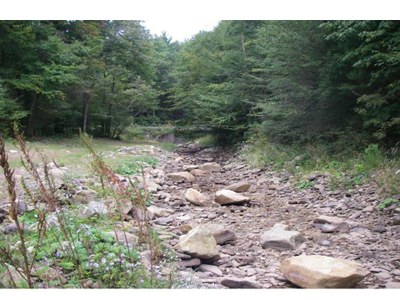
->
27, 92, 37, 137
240, 33, 246, 59
82, 91, 91, 133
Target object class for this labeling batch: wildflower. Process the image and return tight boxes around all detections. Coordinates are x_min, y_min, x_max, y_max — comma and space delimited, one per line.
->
101, 257, 107, 264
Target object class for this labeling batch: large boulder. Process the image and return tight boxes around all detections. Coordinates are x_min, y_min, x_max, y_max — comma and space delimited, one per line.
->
225, 181, 251, 193
185, 188, 209, 206
198, 162, 222, 172
175, 226, 220, 261
280, 255, 369, 288
167, 172, 195, 182
260, 223, 305, 250
215, 190, 250, 205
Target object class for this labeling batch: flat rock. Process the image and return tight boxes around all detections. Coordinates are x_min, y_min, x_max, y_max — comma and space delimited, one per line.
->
177, 258, 201, 267
198, 162, 222, 172
225, 181, 251, 193
147, 205, 174, 217
280, 255, 369, 288
314, 215, 349, 232
385, 282, 400, 288
198, 264, 223, 276
220, 277, 261, 288
185, 188, 209, 206
190, 169, 207, 177
167, 172, 195, 182
215, 190, 250, 206
175, 226, 220, 261
260, 223, 305, 250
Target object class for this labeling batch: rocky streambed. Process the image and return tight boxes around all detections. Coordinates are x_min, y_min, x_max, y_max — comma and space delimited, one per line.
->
143, 143, 400, 289
1, 142, 400, 289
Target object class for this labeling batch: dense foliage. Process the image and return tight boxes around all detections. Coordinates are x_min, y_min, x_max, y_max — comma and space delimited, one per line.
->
0, 20, 399, 147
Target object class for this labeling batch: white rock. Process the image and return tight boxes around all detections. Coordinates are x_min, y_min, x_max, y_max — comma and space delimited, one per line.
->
280, 255, 369, 288
185, 188, 209, 206
175, 226, 220, 261
215, 189, 250, 205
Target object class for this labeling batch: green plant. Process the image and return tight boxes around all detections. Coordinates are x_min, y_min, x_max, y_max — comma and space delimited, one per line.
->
113, 155, 158, 176
377, 198, 399, 209
294, 180, 314, 190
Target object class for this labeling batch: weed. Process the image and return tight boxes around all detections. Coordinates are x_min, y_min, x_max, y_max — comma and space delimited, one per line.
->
377, 198, 399, 209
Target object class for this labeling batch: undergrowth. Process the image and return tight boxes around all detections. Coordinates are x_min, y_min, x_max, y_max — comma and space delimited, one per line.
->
242, 135, 400, 200
0, 131, 176, 288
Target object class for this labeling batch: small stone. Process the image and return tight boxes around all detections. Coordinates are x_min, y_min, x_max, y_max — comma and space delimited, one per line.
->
225, 181, 251, 193
386, 282, 400, 288
314, 215, 349, 232
146, 205, 173, 217
185, 188, 209, 206
371, 226, 386, 233
4, 223, 18, 234
177, 258, 201, 267
198, 264, 223, 276
260, 223, 305, 250
215, 190, 250, 206
220, 277, 261, 288
392, 215, 400, 225
198, 162, 222, 172
363, 206, 375, 213
167, 172, 195, 182
190, 169, 207, 177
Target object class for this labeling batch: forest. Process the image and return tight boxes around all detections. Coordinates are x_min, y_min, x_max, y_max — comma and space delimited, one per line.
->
1, 20, 400, 289
0, 20, 399, 147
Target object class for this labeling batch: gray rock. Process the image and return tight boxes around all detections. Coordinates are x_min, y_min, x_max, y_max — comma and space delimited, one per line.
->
167, 172, 195, 182
80, 201, 107, 218
386, 282, 400, 288
260, 223, 305, 250
177, 258, 201, 267
4, 223, 18, 235
198, 162, 222, 172
280, 255, 369, 288
220, 277, 261, 288
215, 190, 250, 206
225, 181, 251, 193
314, 215, 349, 232
198, 264, 223, 276
146, 205, 174, 217
393, 215, 400, 225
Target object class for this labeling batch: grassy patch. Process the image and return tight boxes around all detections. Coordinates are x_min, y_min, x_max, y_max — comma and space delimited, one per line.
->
242, 136, 400, 196
113, 155, 159, 176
